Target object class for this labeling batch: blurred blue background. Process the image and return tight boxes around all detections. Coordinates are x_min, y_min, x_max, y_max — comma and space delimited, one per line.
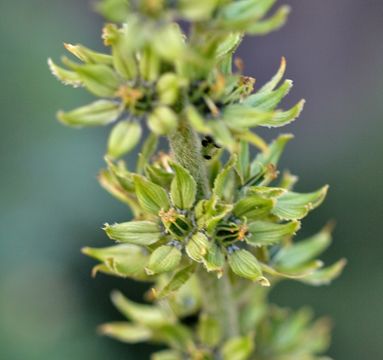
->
0, 1, 382, 359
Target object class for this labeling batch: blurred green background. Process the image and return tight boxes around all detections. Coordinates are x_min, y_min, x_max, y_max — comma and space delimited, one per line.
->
0, 1, 382, 359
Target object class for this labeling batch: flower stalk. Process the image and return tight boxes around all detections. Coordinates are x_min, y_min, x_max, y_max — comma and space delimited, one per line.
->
49, 1, 346, 359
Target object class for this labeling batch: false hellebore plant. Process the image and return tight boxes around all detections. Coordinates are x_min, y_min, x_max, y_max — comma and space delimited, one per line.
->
49, 0, 346, 359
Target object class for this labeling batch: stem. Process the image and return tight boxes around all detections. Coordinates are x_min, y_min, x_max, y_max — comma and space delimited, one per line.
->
197, 267, 240, 339
168, 118, 210, 199
168, 118, 240, 341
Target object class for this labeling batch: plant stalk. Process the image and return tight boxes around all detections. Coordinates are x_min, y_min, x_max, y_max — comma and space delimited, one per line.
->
168, 118, 240, 341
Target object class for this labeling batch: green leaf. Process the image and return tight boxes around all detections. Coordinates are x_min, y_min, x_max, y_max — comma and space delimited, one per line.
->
246, 5, 291, 35
134, 175, 170, 215
219, 0, 276, 26
222, 334, 254, 360
111, 291, 170, 326
179, 0, 219, 21
185, 232, 209, 262
95, 0, 130, 22
227, 248, 269, 285
278, 171, 299, 190
63, 43, 113, 64
146, 244, 182, 275
202, 242, 225, 276
137, 133, 158, 174
240, 294, 268, 333
98, 168, 138, 210
258, 56, 287, 94
271, 308, 312, 353
216, 32, 243, 58
99, 322, 152, 343
235, 130, 268, 152
107, 120, 142, 159
185, 106, 211, 133
75, 63, 120, 97
274, 226, 333, 269
196, 197, 233, 233
236, 141, 250, 184
213, 155, 237, 198
156, 264, 196, 299
300, 259, 347, 286
57, 100, 121, 127
148, 106, 178, 135
157, 73, 182, 106
107, 21, 141, 79
104, 221, 162, 245
233, 196, 274, 220
260, 260, 323, 280
265, 99, 305, 128
207, 119, 236, 151
272, 186, 329, 220
223, 105, 274, 129
170, 162, 197, 209
229, 101, 304, 130
151, 350, 183, 360
155, 323, 194, 351
48, 58, 82, 87
81, 244, 149, 280
197, 313, 222, 348
243, 79, 293, 111
251, 134, 293, 175
145, 165, 174, 188
152, 24, 185, 61
247, 220, 300, 246
139, 46, 161, 81
248, 186, 286, 198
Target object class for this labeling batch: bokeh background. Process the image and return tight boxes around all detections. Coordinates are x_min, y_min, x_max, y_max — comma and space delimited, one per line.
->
1, 0, 382, 359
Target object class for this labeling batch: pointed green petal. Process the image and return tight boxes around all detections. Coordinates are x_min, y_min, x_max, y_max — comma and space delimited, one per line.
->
228, 248, 269, 285
247, 220, 300, 246
134, 175, 170, 215
111, 291, 169, 326
58, 100, 121, 127
99, 322, 152, 343
104, 221, 162, 245
146, 244, 182, 275
272, 186, 329, 220
170, 162, 197, 210
107, 120, 142, 159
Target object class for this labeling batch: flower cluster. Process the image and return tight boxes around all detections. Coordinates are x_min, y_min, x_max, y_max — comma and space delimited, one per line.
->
50, 0, 345, 359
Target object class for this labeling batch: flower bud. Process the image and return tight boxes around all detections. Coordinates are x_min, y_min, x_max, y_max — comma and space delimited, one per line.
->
222, 335, 254, 360
57, 100, 122, 127
134, 175, 170, 215
104, 220, 162, 245
146, 243, 182, 275
152, 24, 184, 61
63, 43, 112, 64
157, 73, 181, 106
186, 232, 209, 262
107, 120, 142, 159
202, 243, 225, 276
170, 162, 196, 210
111, 291, 169, 326
48, 58, 82, 87
159, 209, 194, 240
197, 313, 221, 347
179, 0, 219, 21
81, 244, 149, 280
148, 107, 178, 135
103, 22, 140, 79
99, 322, 152, 344
227, 247, 269, 285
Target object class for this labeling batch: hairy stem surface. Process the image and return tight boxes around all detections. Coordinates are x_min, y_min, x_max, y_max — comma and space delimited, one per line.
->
168, 118, 239, 341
